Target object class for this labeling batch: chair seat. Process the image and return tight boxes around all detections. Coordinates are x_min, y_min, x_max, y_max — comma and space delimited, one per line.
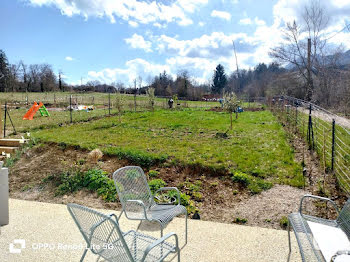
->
147, 204, 187, 227
100, 230, 176, 262
308, 221, 350, 262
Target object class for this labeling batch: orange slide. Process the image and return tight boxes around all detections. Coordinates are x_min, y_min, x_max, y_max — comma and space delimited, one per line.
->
23, 102, 43, 120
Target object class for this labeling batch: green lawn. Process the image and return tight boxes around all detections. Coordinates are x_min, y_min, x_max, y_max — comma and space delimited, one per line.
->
32, 108, 303, 187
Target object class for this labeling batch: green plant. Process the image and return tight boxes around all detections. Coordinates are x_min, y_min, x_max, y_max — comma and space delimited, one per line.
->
184, 181, 201, 192
192, 192, 203, 201
148, 179, 166, 194
84, 169, 109, 190
97, 179, 117, 202
233, 217, 247, 224
77, 159, 86, 165
148, 170, 160, 178
209, 182, 219, 188
125, 169, 142, 180
231, 171, 250, 186
55, 170, 85, 196
223, 91, 241, 129
280, 216, 288, 229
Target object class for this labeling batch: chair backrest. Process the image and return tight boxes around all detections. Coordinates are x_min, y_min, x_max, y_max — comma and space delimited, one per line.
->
67, 203, 134, 261
337, 199, 350, 239
113, 166, 154, 212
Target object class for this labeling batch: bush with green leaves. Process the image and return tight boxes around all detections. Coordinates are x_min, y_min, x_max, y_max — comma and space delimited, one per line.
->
280, 216, 288, 229
231, 171, 250, 186
49, 168, 117, 202
148, 170, 160, 178
55, 170, 85, 196
148, 179, 166, 194
233, 217, 247, 224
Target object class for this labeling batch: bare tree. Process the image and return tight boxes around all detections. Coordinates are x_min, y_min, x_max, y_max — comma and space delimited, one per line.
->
269, 0, 329, 101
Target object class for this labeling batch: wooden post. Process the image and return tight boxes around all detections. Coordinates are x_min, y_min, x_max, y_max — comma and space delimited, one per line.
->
306, 38, 312, 101
70, 95, 73, 123
3, 103, 7, 138
0, 103, 2, 139
108, 91, 111, 115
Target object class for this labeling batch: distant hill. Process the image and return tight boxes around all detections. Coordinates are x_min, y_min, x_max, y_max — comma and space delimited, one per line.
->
337, 50, 350, 66
286, 49, 350, 70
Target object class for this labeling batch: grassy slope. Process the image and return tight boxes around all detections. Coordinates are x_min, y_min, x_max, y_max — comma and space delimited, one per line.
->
33, 108, 303, 187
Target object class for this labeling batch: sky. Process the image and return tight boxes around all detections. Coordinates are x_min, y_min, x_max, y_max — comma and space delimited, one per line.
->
1, 0, 350, 86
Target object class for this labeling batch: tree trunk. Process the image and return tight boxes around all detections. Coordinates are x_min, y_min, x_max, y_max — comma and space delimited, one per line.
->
230, 112, 233, 130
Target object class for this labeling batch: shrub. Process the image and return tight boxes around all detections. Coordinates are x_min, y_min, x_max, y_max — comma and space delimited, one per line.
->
97, 179, 117, 202
50, 168, 117, 202
148, 170, 160, 178
55, 170, 85, 196
148, 179, 166, 194
231, 172, 251, 186
233, 217, 247, 224
280, 216, 288, 229
192, 192, 203, 201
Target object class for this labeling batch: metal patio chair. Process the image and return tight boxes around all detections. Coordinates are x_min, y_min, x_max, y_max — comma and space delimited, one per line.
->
67, 203, 180, 262
113, 166, 187, 244
288, 194, 350, 262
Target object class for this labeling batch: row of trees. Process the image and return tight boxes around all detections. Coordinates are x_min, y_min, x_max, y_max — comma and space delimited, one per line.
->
1, 0, 349, 113
0, 50, 66, 93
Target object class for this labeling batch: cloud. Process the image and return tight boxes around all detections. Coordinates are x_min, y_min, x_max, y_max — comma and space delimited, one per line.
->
198, 22, 205, 27
125, 34, 152, 52
155, 32, 258, 59
65, 56, 74, 61
128, 21, 138, 27
26, 0, 208, 27
87, 58, 170, 85
239, 18, 252, 25
210, 10, 231, 21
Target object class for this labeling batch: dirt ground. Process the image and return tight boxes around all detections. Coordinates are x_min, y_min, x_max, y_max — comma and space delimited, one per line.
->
7, 141, 315, 230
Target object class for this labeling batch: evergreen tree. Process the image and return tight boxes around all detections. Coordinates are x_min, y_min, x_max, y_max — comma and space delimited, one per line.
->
212, 64, 227, 94
0, 49, 9, 92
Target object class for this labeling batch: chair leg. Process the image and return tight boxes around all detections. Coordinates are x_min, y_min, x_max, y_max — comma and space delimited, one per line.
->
177, 247, 181, 262
80, 248, 88, 262
287, 219, 292, 262
136, 220, 142, 231
118, 210, 124, 220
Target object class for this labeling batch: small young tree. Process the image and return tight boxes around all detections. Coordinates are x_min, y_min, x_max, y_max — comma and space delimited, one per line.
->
146, 87, 155, 111
115, 92, 124, 122
223, 92, 240, 130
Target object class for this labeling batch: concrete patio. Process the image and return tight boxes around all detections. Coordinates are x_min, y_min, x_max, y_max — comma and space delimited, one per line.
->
0, 199, 301, 262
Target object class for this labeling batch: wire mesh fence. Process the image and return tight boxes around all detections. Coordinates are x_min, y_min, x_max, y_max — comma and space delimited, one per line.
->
270, 95, 350, 195
0, 92, 218, 137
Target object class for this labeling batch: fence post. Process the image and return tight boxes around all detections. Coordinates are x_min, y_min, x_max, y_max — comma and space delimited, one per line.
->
70, 95, 73, 123
331, 119, 335, 171
3, 103, 7, 138
134, 90, 137, 112
308, 104, 312, 148
0, 103, 2, 139
295, 104, 298, 133
108, 91, 111, 116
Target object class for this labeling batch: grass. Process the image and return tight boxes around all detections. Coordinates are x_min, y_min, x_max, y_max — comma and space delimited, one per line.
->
32, 108, 303, 187
2, 92, 224, 134
275, 105, 350, 193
